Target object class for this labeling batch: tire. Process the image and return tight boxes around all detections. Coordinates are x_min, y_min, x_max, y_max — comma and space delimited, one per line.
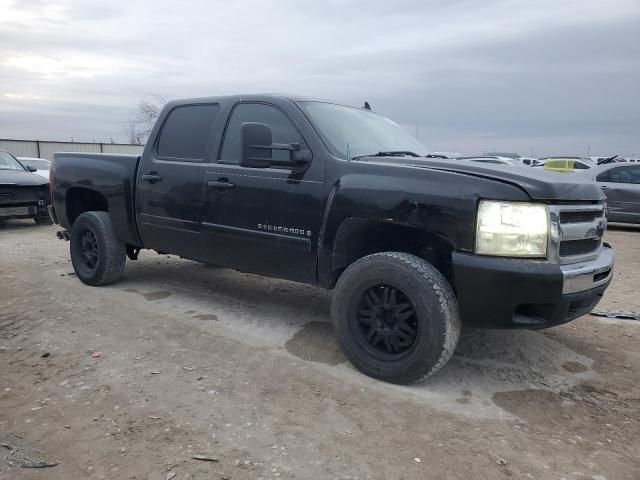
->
34, 210, 53, 225
70, 211, 126, 286
331, 252, 461, 384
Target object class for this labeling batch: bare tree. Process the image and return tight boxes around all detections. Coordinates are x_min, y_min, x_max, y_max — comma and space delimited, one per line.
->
137, 94, 167, 126
125, 121, 146, 145
125, 94, 168, 145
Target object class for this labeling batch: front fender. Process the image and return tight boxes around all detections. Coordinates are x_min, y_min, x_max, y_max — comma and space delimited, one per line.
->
317, 169, 529, 287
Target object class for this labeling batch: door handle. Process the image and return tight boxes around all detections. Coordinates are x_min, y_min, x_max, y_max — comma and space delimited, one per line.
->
207, 180, 235, 190
142, 173, 163, 183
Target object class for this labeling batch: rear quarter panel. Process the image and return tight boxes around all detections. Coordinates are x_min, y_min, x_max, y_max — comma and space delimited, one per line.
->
52, 152, 141, 245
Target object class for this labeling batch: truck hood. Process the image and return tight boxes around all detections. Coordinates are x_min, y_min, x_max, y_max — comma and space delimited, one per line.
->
358, 158, 605, 202
0, 169, 49, 186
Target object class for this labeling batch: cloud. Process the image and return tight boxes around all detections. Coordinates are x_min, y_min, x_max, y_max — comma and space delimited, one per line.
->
0, 0, 638, 156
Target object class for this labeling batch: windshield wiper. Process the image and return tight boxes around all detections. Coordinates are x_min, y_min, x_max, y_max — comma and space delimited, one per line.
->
351, 150, 421, 160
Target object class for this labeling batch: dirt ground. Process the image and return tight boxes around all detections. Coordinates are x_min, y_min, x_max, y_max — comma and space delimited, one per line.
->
1, 221, 638, 480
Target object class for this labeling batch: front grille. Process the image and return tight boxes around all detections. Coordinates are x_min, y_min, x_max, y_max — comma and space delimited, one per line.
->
560, 210, 603, 224
551, 203, 606, 263
559, 238, 601, 257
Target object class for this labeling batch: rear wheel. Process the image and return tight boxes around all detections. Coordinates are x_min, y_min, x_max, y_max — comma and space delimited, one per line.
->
331, 252, 460, 384
70, 211, 126, 286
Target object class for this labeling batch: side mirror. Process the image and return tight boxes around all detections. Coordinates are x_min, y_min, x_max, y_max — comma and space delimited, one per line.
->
240, 122, 311, 171
240, 122, 273, 169
26, 165, 38, 172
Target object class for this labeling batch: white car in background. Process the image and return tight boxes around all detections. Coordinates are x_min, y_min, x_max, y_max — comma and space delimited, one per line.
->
17, 157, 51, 180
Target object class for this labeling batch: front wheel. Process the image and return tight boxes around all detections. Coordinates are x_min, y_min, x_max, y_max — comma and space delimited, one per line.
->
331, 252, 461, 384
70, 211, 126, 286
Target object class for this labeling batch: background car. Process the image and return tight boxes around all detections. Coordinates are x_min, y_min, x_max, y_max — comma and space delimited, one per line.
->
535, 157, 594, 172
426, 151, 462, 159
584, 163, 640, 224
519, 157, 543, 166
17, 157, 51, 180
0, 151, 52, 224
483, 151, 521, 159
459, 156, 518, 166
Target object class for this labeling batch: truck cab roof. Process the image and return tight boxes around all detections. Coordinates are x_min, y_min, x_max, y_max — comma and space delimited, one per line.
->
164, 94, 364, 110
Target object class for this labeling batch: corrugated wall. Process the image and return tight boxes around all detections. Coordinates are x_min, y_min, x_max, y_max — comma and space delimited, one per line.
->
0, 139, 144, 160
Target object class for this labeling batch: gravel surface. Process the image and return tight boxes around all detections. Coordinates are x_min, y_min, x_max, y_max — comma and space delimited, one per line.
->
1, 220, 639, 479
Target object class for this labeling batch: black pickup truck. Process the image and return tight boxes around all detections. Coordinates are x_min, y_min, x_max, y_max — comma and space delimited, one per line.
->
51, 94, 614, 384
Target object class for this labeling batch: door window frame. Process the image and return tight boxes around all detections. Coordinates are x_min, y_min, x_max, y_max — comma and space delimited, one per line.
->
154, 103, 220, 163
216, 101, 312, 167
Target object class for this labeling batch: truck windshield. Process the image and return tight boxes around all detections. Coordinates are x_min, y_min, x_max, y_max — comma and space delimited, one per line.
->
0, 151, 26, 171
298, 101, 429, 160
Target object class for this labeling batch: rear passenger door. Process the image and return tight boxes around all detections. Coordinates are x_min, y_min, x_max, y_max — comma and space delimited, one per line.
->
200, 101, 324, 284
136, 103, 220, 259
596, 166, 640, 222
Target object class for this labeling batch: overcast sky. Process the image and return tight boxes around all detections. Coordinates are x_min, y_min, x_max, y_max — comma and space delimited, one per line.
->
1, 0, 639, 156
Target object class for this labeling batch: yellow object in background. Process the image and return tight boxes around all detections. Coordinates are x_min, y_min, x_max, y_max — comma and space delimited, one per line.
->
543, 159, 575, 173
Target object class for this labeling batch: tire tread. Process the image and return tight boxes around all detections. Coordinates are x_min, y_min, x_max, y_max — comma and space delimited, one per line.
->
331, 251, 461, 384
71, 211, 126, 286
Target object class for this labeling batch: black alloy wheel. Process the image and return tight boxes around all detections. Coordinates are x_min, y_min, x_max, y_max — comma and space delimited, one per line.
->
79, 229, 99, 271
69, 211, 126, 286
331, 252, 461, 384
356, 284, 418, 357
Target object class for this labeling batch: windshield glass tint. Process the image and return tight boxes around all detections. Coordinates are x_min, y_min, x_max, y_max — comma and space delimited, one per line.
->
298, 102, 428, 159
0, 152, 25, 170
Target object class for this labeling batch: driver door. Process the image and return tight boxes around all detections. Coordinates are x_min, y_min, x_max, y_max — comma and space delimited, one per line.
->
200, 102, 324, 284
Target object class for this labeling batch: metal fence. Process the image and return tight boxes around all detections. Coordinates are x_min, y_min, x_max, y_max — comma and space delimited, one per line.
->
0, 139, 144, 160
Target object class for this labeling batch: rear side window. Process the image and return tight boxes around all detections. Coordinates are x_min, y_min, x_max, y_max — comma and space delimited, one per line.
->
219, 103, 307, 164
156, 104, 219, 160
599, 166, 640, 184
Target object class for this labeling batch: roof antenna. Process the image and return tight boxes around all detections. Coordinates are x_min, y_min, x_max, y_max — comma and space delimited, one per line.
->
363, 101, 371, 110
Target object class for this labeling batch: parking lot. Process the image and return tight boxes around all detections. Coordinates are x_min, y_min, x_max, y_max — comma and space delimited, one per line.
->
1, 221, 639, 479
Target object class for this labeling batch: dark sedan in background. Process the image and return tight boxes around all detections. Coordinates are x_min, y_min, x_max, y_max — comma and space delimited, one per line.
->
0, 151, 52, 224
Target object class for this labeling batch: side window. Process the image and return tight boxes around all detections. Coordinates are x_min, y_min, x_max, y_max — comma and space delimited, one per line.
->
596, 170, 610, 182
219, 103, 307, 164
606, 166, 640, 184
156, 104, 219, 160
574, 162, 590, 170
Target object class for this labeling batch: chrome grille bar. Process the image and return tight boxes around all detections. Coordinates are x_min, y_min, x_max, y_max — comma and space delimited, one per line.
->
549, 204, 606, 264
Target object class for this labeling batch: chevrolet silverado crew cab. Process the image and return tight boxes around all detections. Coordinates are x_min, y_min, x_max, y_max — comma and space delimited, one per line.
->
50, 94, 614, 384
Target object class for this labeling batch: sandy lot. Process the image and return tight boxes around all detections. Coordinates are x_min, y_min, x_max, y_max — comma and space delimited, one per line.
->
1, 220, 639, 480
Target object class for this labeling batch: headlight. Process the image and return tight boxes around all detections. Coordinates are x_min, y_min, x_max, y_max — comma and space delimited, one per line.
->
475, 201, 548, 257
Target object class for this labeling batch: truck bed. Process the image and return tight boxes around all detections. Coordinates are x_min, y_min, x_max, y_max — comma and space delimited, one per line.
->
51, 152, 142, 246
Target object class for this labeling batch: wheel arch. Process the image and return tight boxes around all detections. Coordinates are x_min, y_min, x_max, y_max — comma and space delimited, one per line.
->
330, 218, 455, 288
65, 187, 108, 226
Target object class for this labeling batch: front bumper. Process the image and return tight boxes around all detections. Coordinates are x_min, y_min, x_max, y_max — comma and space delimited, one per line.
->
452, 245, 614, 329
0, 205, 39, 220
